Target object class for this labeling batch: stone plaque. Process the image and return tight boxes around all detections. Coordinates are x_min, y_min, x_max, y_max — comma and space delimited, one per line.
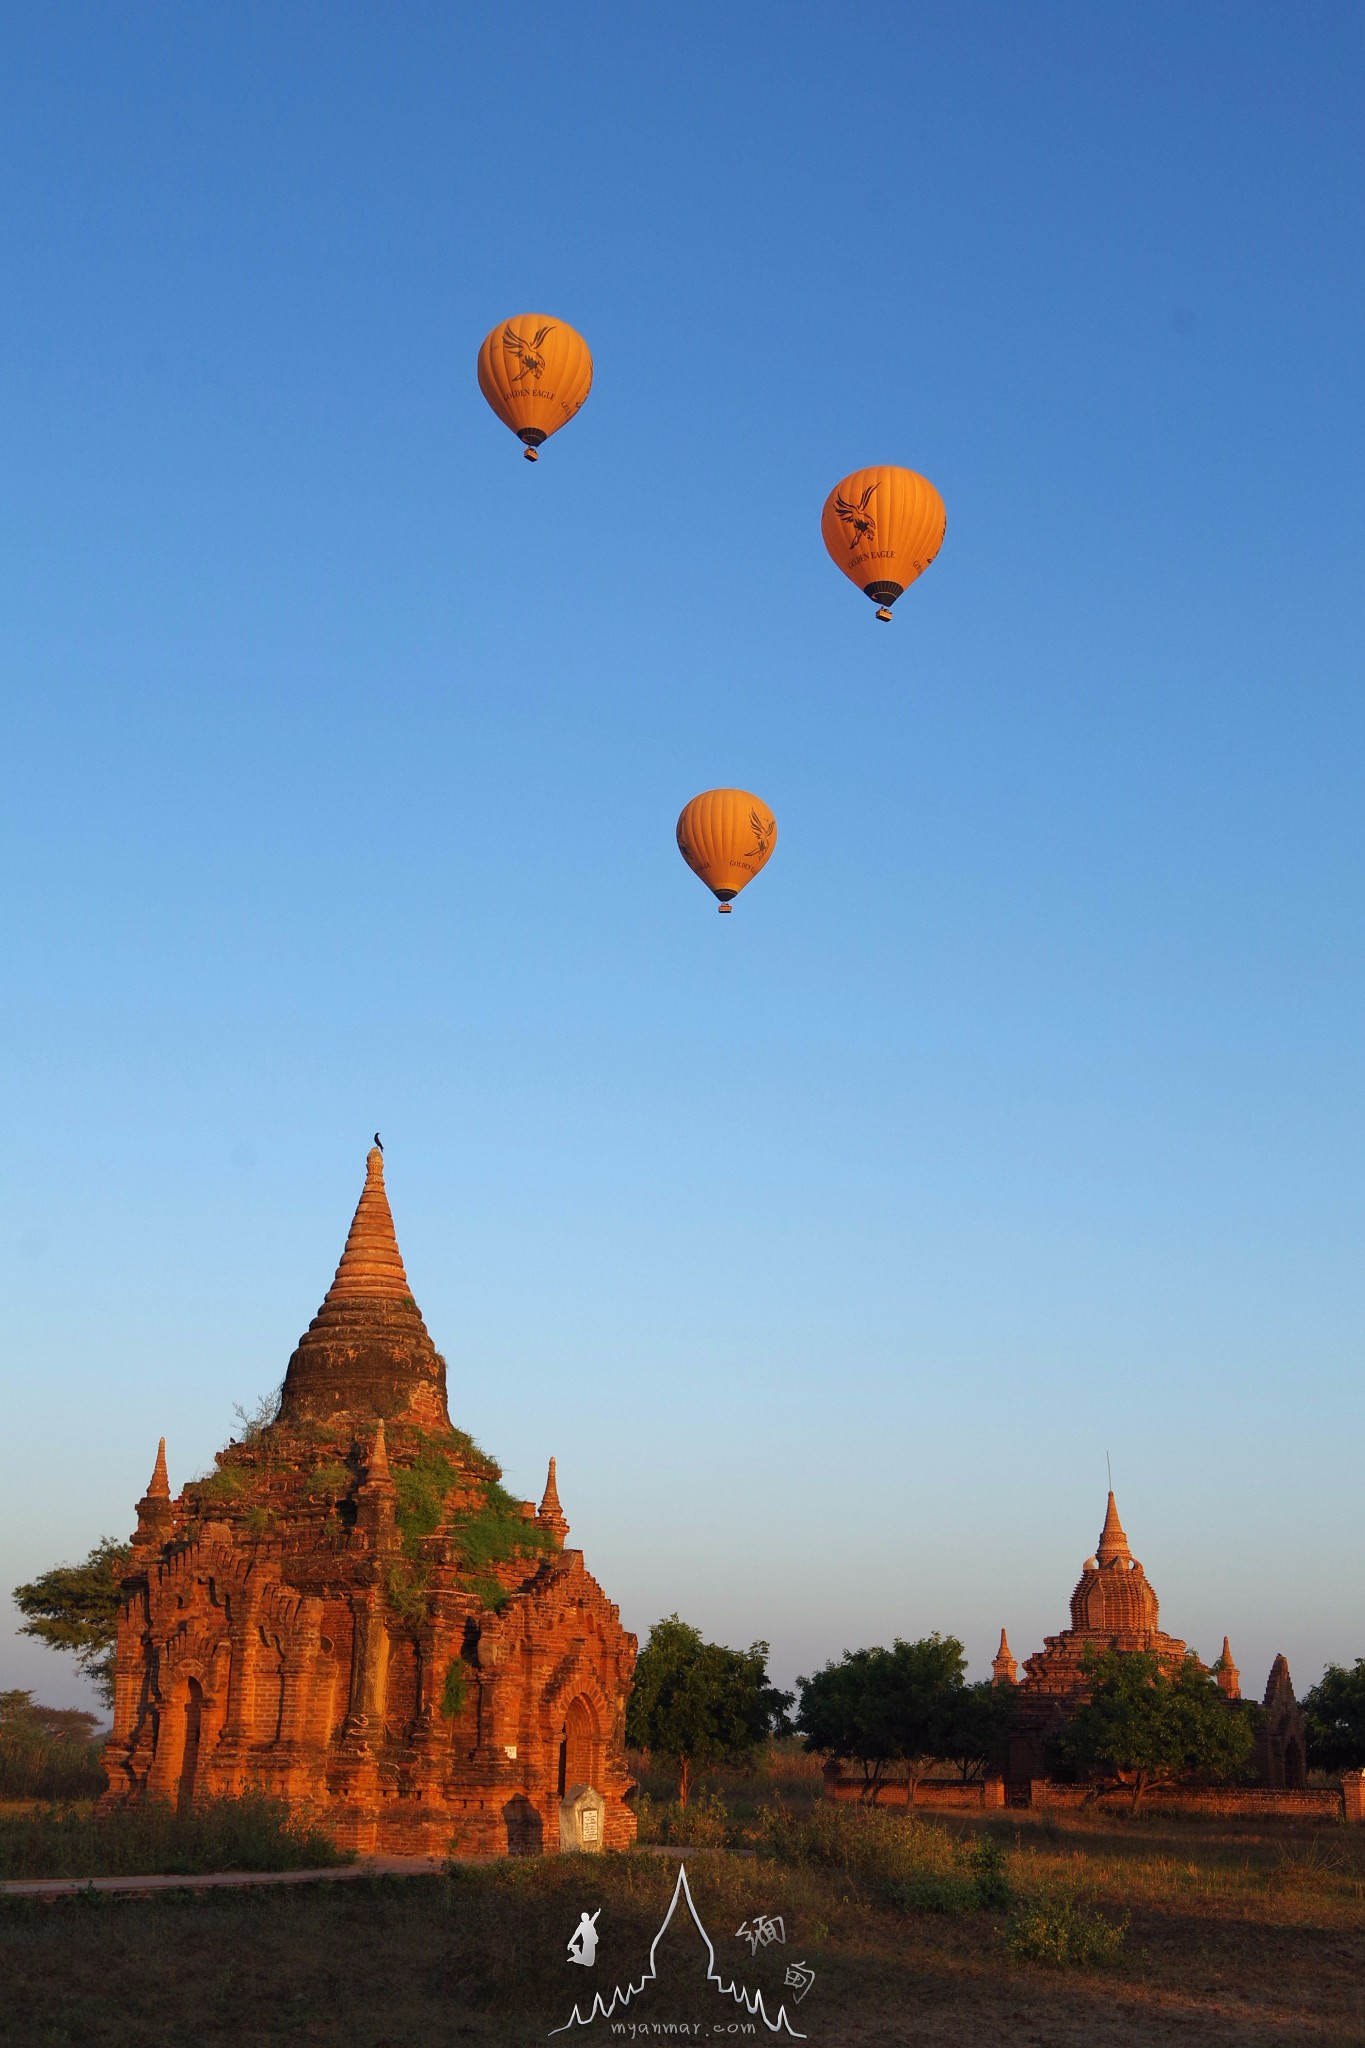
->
560, 1782, 606, 1854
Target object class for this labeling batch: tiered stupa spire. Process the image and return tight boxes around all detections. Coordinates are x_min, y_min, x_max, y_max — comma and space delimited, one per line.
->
1217, 1636, 1241, 1699
147, 1437, 170, 1500
537, 1456, 569, 1543
365, 1418, 392, 1483
1095, 1491, 1131, 1565
1069, 1487, 1159, 1635
279, 1144, 451, 1427
133, 1437, 174, 1547
321, 1147, 412, 1304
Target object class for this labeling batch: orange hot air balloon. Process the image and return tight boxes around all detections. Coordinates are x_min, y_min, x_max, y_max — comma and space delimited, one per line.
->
477, 314, 593, 461
676, 789, 777, 914
821, 464, 946, 620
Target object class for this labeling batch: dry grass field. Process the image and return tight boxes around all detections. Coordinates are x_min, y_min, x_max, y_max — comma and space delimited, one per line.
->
2, 1758, 1362, 2047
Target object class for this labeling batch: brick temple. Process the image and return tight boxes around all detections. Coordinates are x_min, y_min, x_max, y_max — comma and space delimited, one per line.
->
101, 1145, 638, 1855
997, 1489, 1306, 1788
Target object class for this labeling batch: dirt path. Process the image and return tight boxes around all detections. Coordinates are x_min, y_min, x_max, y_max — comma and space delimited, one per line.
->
0, 1854, 446, 1898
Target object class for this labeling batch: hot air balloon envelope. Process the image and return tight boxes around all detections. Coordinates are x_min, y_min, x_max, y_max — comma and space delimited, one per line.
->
821, 464, 946, 618
477, 315, 593, 460
676, 790, 777, 913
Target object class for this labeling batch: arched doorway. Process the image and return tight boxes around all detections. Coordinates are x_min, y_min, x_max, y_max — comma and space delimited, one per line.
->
177, 1679, 204, 1814
557, 1695, 596, 1798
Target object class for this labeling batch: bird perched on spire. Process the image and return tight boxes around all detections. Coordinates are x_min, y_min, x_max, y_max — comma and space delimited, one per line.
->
374, 1132, 383, 1152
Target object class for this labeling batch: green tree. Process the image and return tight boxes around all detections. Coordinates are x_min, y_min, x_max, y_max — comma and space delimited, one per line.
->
13, 1537, 132, 1712
795, 1634, 968, 1806
1303, 1659, 1365, 1772
941, 1678, 1017, 1783
626, 1615, 791, 1806
1061, 1649, 1256, 1813
0, 1691, 103, 1742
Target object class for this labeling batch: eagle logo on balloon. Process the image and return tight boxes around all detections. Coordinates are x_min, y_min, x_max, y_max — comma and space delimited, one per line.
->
834, 482, 878, 551
502, 322, 556, 382
747, 810, 775, 858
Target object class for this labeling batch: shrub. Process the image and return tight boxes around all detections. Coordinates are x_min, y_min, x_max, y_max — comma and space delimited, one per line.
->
969, 1834, 1014, 1910
0, 1735, 106, 1802
759, 1802, 1012, 1914
440, 1661, 468, 1720
636, 1790, 729, 1848
393, 1442, 463, 1557
308, 1462, 350, 1496
0, 1693, 106, 1802
195, 1465, 248, 1504
384, 1561, 431, 1625
450, 1484, 553, 1574
1005, 1892, 1129, 1967
0, 1793, 349, 1881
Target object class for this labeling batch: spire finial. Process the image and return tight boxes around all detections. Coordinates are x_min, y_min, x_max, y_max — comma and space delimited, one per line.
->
147, 1436, 170, 1500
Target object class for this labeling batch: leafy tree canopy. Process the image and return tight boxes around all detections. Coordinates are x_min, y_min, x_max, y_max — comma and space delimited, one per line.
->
626, 1614, 791, 1805
940, 1677, 1018, 1782
12, 1537, 132, 1712
1061, 1649, 1256, 1811
794, 1634, 969, 1799
1303, 1659, 1365, 1773
0, 1690, 103, 1743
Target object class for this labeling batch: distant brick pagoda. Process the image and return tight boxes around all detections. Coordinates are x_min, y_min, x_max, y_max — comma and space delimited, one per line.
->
101, 1145, 637, 1855
999, 1490, 1306, 1788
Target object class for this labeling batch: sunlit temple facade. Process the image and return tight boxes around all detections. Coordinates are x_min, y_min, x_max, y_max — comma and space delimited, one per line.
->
101, 1145, 637, 1855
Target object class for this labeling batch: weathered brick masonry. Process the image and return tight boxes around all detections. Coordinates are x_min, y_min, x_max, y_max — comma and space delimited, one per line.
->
101, 1146, 637, 1855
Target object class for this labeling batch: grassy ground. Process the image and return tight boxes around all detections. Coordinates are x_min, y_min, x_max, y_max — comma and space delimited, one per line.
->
2, 1754, 1363, 2046
0, 1795, 348, 1879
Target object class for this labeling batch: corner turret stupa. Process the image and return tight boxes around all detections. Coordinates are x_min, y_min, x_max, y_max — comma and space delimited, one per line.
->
101, 1146, 637, 1855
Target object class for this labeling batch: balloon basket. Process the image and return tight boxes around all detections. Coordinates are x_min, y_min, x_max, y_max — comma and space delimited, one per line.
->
875, 606, 893, 622
523, 446, 539, 462
717, 903, 733, 914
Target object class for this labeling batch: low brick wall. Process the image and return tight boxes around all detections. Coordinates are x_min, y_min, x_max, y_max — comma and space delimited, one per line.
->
821, 1768, 1357, 1821
822, 1772, 1004, 1811
1022, 1779, 1347, 1820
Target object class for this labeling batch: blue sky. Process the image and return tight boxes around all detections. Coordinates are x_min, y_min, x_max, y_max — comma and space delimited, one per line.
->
2, 2, 1362, 1712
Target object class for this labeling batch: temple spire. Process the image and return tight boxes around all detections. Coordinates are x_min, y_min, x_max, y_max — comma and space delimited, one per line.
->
1095, 1490, 1131, 1566
147, 1437, 170, 1501
538, 1456, 569, 1543
279, 1144, 451, 1428
991, 1627, 1017, 1688
365, 1419, 392, 1486
134, 1436, 174, 1548
1216, 1635, 1241, 1699
322, 1146, 412, 1305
